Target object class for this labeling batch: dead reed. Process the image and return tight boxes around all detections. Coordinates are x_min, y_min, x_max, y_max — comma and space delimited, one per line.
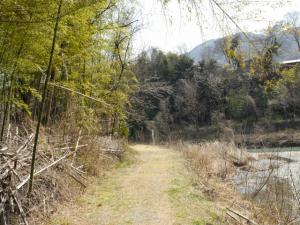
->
174, 141, 300, 224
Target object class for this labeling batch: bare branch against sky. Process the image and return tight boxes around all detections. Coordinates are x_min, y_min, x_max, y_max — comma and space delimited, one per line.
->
134, 0, 298, 53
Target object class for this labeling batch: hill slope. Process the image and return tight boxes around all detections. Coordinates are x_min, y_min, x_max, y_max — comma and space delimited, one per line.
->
187, 31, 300, 64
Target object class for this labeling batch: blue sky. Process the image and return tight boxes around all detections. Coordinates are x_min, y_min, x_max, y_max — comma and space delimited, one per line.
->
133, 0, 300, 54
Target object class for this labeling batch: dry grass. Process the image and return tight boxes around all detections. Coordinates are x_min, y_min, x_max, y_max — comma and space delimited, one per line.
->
78, 136, 124, 176
176, 141, 250, 179
171, 141, 298, 225
19, 130, 126, 224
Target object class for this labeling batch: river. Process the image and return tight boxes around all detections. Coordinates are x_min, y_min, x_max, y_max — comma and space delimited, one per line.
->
235, 146, 300, 196
233, 146, 300, 222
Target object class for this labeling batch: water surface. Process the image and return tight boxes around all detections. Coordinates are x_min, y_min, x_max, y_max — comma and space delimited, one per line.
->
236, 146, 300, 195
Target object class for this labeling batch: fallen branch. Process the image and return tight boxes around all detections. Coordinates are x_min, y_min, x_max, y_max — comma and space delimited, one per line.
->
226, 211, 242, 223
71, 130, 82, 166
227, 208, 258, 225
17, 151, 73, 190
67, 172, 87, 188
12, 193, 29, 225
16, 133, 34, 154
54, 144, 87, 151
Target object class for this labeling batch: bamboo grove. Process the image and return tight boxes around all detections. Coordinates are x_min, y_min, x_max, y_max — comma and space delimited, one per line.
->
0, 0, 137, 192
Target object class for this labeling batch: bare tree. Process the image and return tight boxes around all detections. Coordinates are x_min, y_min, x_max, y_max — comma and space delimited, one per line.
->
285, 11, 300, 51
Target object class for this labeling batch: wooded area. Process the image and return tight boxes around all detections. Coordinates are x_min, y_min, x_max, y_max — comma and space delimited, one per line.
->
0, 0, 137, 136
0, 0, 136, 223
129, 20, 300, 143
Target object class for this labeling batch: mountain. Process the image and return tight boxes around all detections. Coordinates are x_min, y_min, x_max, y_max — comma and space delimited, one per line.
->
187, 31, 300, 65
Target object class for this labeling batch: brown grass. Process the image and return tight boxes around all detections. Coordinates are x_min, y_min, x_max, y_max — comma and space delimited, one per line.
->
78, 136, 118, 176
176, 141, 250, 179
171, 141, 298, 225
23, 132, 126, 225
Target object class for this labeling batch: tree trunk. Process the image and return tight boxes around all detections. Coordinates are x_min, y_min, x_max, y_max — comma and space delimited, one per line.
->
32, 72, 43, 121
0, 18, 31, 141
28, 0, 63, 195
45, 67, 56, 125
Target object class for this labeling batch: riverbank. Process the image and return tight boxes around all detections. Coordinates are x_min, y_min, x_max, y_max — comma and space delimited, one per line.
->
165, 120, 300, 148
174, 141, 300, 224
235, 129, 300, 148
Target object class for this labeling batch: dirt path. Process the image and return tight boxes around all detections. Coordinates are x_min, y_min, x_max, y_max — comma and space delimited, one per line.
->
50, 145, 220, 225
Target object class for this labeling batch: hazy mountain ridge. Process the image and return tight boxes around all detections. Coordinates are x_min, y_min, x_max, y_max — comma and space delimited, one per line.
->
187, 31, 300, 64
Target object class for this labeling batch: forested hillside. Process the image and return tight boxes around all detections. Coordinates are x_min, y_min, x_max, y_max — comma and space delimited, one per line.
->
188, 13, 300, 64
129, 30, 300, 144
188, 31, 300, 65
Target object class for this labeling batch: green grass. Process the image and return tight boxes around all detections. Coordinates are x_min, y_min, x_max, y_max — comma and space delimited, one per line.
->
167, 187, 182, 198
167, 170, 222, 225
188, 192, 205, 201
191, 220, 207, 225
115, 146, 138, 169
115, 159, 133, 169
49, 218, 72, 225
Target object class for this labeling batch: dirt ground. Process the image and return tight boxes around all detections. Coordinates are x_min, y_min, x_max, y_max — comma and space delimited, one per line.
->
48, 145, 222, 225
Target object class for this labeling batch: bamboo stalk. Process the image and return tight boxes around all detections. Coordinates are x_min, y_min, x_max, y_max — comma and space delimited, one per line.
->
28, 0, 63, 195
48, 82, 110, 106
